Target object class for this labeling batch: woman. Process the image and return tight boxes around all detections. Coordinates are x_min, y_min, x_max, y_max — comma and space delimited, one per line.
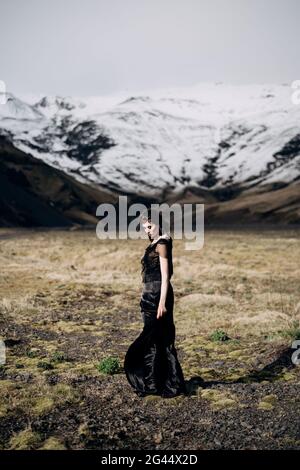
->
124, 209, 187, 398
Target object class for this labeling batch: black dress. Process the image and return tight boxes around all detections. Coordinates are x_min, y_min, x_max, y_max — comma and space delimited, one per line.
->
124, 236, 187, 398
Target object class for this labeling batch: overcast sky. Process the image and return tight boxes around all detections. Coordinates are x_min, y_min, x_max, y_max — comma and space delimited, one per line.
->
1, 0, 299, 97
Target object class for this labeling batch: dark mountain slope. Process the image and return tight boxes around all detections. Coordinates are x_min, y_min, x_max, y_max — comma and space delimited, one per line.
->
0, 136, 118, 227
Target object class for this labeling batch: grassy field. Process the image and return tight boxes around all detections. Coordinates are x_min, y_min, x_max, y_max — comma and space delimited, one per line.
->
0, 226, 300, 450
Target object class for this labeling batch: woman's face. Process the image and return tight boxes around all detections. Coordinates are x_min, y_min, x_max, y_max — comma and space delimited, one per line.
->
142, 220, 160, 241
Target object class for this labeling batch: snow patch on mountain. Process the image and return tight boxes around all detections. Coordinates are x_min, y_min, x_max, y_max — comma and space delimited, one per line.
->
1, 83, 299, 196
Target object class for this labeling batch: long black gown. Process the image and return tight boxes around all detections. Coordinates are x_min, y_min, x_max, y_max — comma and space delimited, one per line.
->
124, 235, 187, 398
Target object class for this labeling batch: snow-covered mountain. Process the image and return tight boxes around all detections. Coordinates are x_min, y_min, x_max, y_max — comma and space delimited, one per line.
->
0, 83, 299, 199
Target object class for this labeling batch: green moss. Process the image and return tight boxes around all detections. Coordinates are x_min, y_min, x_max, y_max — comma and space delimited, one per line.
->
32, 397, 54, 415
78, 423, 92, 440
0, 379, 16, 391
144, 395, 161, 402
225, 369, 247, 381
1, 380, 79, 418
213, 398, 237, 409
258, 401, 274, 410
200, 389, 238, 409
198, 367, 219, 380
52, 384, 79, 404
9, 428, 42, 450
282, 372, 295, 381
258, 394, 277, 410
0, 404, 8, 417
262, 394, 277, 405
39, 437, 66, 450
228, 349, 246, 358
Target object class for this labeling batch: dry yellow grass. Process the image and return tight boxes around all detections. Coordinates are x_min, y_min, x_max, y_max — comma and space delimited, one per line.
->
0, 228, 299, 334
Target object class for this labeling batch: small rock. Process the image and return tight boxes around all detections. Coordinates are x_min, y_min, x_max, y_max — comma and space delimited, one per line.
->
153, 431, 163, 444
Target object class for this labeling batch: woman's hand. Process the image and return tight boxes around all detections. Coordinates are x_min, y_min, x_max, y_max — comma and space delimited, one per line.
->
157, 302, 167, 319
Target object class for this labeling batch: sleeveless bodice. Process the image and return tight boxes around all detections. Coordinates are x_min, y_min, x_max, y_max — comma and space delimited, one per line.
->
141, 237, 173, 283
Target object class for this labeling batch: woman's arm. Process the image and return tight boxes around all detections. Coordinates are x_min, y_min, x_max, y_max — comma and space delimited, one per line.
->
156, 243, 169, 319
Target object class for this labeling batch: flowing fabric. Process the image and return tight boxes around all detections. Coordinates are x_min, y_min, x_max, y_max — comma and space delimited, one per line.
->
124, 279, 187, 398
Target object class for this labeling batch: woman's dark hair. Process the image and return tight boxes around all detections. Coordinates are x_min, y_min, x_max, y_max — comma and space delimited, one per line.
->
140, 208, 167, 236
